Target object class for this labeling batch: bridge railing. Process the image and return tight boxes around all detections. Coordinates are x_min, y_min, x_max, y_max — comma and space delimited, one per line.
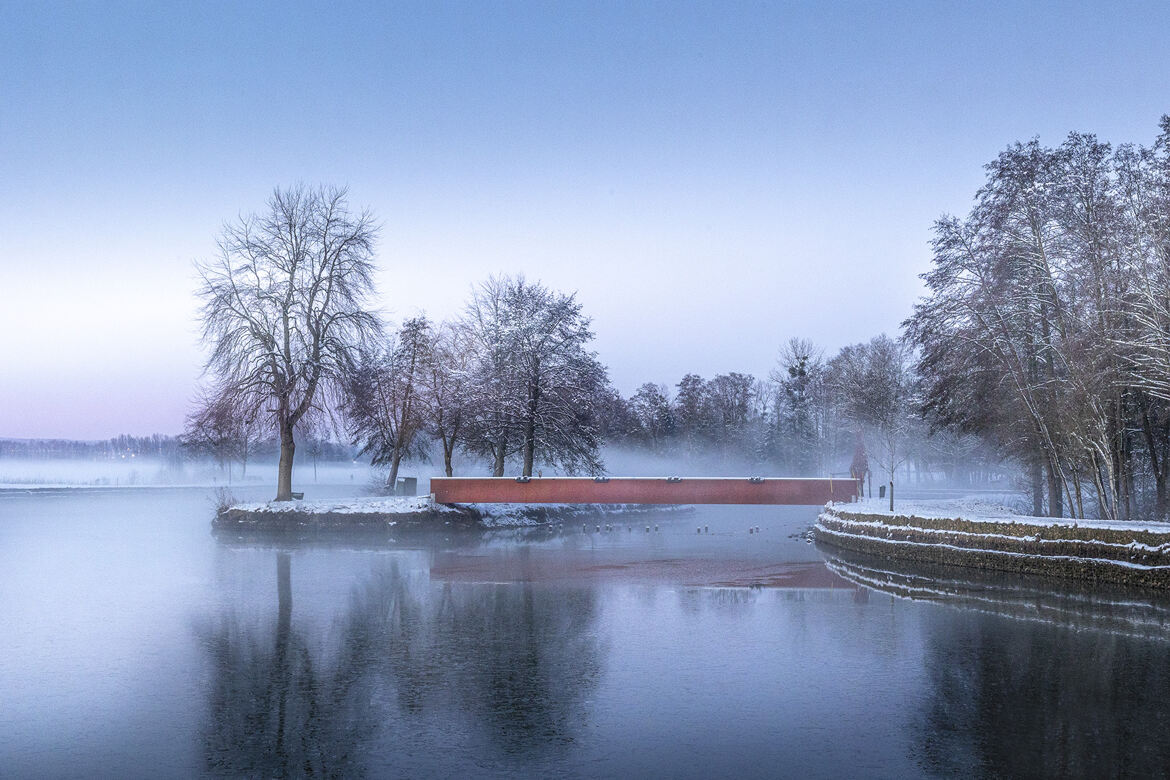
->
430, 476, 860, 505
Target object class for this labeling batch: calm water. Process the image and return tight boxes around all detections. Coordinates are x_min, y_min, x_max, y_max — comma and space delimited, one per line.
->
2, 487, 1170, 778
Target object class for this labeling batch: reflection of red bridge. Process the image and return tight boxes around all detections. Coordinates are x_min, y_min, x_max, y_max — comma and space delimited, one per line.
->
431, 477, 860, 505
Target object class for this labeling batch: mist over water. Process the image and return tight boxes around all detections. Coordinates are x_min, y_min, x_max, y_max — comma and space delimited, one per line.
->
3, 483, 1169, 777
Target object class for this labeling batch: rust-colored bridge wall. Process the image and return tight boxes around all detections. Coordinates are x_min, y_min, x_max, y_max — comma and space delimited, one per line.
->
430, 477, 860, 505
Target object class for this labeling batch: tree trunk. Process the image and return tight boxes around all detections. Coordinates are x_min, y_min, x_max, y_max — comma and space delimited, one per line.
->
1138, 398, 1168, 520
1046, 459, 1063, 518
276, 421, 295, 501
1072, 471, 1085, 520
443, 439, 454, 477
1030, 454, 1044, 517
522, 382, 538, 478
1158, 475, 1169, 521
888, 479, 894, 512
493, 444, 506, 477
522, 437, 535, 477
387, 451, 402, 492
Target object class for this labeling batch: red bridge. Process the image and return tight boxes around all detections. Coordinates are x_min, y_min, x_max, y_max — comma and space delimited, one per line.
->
430, 477, 860, 505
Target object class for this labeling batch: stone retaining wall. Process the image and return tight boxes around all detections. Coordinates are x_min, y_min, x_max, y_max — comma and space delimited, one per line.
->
815, 506, 1170, 589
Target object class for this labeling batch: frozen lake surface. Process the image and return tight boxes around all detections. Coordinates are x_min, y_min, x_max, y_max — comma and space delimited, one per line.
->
2, 486, 1170, 777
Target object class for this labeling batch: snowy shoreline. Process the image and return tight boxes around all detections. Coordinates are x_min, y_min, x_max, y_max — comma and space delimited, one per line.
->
215, 494, 693, 532
816, 498, 1170, 589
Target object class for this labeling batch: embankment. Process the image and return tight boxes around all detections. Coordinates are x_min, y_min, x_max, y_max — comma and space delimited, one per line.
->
214, 494, 691, 536
815, 500, 1170, 588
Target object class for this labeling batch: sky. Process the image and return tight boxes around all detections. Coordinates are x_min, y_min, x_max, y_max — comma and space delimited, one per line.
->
2, 0, 1169, 440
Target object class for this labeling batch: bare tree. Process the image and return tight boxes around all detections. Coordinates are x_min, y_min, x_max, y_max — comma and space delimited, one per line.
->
461, 277, 518, 476
705, 372, 760, 460
298, 411, 338, 484
831, 335, 915, 510
182, 386, 252, 482
421, 322, 470, 477
346, 316, 433, 489
196, 185, 381, 501
673, 373, 709, 455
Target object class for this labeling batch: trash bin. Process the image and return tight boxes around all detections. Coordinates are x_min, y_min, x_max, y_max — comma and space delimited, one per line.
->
878, 485, 886, 499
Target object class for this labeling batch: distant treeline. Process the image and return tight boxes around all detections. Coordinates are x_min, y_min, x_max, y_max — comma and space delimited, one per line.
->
0, 435, 185, 460
594, 338, 1002, 486
0, 434, 354, 463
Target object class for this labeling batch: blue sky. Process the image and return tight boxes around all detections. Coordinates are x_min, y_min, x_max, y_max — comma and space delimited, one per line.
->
2, 0, 1169, 438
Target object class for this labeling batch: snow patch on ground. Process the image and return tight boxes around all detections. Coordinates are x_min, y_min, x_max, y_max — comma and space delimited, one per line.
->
818, 524, 1170, 571
835, 496, 1170, 534
223, 496, 684, 528
820, 514, 1170, 553
228, 495, 446, 515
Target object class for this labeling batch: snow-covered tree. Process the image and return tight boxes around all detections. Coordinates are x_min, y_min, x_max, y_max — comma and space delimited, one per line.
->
629, 383, 675, 453
909, 119, 1170, 520
673, 373, 709, 454
830, 335, 916, 510
460, 276, 522, 476
345, 316, 433, 488
460, 276, 607, 477
769, 338, 826, 474
421, 321, 471, 477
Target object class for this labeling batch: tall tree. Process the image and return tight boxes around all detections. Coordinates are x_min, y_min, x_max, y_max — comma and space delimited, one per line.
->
629, 383, 675, 452
461, 277, 521, 476
674, 373, 709, 453
505, 278, 606, 476
460, 276, 607, 477
831, 335, 915, 510
770, 338, 826, 474
907, 129, 1170, 519
195, 185, 381, 501
421, 322, 470, 478
706, 372, 760, 459
346, 316, 433, 488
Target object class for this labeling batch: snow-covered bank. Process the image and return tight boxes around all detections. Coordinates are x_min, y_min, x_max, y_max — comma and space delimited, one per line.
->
215, 494, 692, 533
838, 497, 1170, 534
226, 495, 439, 516
816, 498, 1170, 588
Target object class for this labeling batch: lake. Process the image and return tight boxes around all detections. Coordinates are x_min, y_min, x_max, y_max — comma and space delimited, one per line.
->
2, 486, 1169, 778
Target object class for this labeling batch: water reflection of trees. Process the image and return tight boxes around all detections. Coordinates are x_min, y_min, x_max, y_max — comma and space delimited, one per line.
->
918, 612, 1170, 776
822, 549, 1170, 776
197, 552, 602, 775
199, 553, 377, 776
